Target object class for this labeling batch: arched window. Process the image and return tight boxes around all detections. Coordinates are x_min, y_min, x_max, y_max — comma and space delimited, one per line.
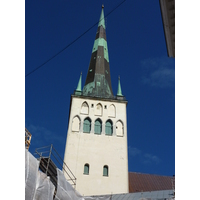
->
94, 118, 102, 135
108, 104, 116, 118
105, 120, 113, 135
81, 101, 89, 115
71, 116, 80, 132
83, 117, 91, 133
103, 165, 108, 176
95, 103, 103, 116
116, 120, 124, 137
84, 164, 89, 175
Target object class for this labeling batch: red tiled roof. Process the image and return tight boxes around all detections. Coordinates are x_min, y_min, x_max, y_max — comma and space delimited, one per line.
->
129, 172, 175, 193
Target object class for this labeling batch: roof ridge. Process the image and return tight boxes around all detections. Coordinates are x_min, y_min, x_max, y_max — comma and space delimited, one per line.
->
129, 172, 174, 177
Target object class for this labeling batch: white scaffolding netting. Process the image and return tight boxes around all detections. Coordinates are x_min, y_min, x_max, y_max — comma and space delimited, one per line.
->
25, 148, 55, 200
54, 168, 83, 200
84, 196, 111, 200
25, 148, 40, 200
25, 149, 174, 200
25, 149, 92, 200
34, 171, 55, 200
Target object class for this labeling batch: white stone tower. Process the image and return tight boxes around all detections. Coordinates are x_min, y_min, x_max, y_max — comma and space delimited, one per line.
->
63, 6, 129, 196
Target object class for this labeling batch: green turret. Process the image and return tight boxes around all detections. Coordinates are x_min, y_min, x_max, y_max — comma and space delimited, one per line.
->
75, 72, 82, 95
117, 76, 123, 96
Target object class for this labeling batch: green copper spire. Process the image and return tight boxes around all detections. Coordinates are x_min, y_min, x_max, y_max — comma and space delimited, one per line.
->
98, 5, 105, 29
83, 6, 114, 99
75, 72, 82, 95
117, 76, 123, 96
76, 72, 82, 91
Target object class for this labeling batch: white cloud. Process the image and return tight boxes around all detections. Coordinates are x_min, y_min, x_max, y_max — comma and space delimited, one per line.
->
128, 146, 141, 157
25, 123, 65, 147
141, 56, 175, 88
143, 153, 161, 165
128, 146, 161, 165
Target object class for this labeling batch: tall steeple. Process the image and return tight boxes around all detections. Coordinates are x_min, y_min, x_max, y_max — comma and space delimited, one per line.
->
83, 5, 114, 98
64, 6, 129, 196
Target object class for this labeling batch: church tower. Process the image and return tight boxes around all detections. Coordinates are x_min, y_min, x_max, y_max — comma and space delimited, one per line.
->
63, 6, 129, 196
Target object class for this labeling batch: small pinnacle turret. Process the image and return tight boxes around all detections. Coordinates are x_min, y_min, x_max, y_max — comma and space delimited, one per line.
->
83, 6, 114, 99
117, 76, 123, 96
75, 72, 82, 95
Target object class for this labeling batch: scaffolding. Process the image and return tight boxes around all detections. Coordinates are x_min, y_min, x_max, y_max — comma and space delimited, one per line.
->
25, 128, 32, 150
34, 144, 76, 192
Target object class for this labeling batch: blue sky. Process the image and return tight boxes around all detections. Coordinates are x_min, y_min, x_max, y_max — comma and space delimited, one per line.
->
25, 0, 175, 176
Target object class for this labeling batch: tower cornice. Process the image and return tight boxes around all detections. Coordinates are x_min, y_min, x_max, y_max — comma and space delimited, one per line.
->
71, 94, 127, 105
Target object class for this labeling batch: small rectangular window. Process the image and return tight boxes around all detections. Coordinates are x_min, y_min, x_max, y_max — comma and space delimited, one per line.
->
103, 165, 108, 176
91, 104, 94, 108
104, 105, 107, 109
84, 164, 89, 175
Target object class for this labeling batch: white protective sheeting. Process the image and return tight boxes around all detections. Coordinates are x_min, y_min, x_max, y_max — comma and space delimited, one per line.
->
25, 148, 122, 200
54, 169, 111, 200
25, 148, 39, 200
84, 196, 111, 200
34, 171, 55, 200
54, 168, 83, 200
25, 149, 55, 200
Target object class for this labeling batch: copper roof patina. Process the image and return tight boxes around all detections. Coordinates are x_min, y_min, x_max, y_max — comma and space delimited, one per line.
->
83, 6, 114, 99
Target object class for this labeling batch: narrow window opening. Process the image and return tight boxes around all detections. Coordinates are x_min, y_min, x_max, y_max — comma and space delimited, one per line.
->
103, 165, 108, 176
83, 118, 91, 133
105, 120, 113, 136
94, 119, 102, 135
116, 120, 124, 137
84, 164, 89, 175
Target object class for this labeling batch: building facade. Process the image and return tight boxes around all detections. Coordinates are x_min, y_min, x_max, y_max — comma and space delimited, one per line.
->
63, 6, 129, 196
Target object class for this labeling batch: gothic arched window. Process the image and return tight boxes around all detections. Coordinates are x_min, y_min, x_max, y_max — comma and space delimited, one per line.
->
95, 103, 103, 116
116, 120, 124, 137
83, 117, 91, 133
81, 101, 89, 115
71, 116, 80, 132
108, 104, 116, 118
94, 118, 102, 135
105, 120, 113, 136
